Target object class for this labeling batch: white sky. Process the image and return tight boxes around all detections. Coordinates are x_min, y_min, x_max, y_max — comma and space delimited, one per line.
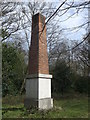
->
1, 0, 89, 45
21, 0, 89, 44
60, 6, 88, 41
2, 0, 88, 3
43, 0, 88, 41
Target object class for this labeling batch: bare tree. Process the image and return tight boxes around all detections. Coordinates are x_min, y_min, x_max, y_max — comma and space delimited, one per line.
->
1, 1, 90, 94
1, 1, 90, 72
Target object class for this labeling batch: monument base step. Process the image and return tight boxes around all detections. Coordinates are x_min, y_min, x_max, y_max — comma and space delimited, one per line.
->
24, 98, 53, 110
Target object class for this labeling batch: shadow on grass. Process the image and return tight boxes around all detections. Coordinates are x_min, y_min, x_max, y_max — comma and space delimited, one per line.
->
2, 107, 25, 116
2, 106, 52, 117
2, 107, 24, 111
2, 106, 42, 116
52, 92, 88, 101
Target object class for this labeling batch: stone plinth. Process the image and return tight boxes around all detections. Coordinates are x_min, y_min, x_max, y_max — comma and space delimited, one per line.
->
24, 74, 53, 109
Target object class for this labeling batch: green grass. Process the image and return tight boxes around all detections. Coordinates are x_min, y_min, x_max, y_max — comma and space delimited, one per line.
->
2, 94, 88, 118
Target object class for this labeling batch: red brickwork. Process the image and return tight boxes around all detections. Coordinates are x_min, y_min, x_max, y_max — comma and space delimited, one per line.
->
28, 13, 49, 75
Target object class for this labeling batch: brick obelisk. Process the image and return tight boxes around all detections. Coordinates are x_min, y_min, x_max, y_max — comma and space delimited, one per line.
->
24, 13, 53, 109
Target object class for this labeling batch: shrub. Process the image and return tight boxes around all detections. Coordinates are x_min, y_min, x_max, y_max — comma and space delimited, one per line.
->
74, 76, 88, 93
51, 61, 72, 95
2, 43, 27, 96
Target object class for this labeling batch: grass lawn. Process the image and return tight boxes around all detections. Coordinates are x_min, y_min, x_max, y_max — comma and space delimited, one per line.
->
2, 94, 88, 118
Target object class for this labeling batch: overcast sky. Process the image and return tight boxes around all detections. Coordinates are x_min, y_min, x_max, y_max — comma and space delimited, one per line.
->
5, 0, 88, 42
19, 0, 89, 49
44, 0, 88, 42
2, 0, 89, 47
31, 0, 88, 42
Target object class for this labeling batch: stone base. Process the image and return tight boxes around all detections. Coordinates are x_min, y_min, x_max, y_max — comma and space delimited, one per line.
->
24, 74, 53, 110
24, 98, 53, 110
39, 98, 53, 110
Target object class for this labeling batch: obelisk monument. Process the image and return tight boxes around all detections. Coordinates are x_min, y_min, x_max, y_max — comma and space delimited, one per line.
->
24, 13, 53, 109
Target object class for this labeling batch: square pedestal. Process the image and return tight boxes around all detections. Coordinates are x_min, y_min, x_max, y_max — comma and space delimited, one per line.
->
24, 74, 53, 110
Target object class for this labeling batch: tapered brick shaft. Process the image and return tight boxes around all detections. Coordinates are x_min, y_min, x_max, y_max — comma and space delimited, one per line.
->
28, 13, 49, 75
